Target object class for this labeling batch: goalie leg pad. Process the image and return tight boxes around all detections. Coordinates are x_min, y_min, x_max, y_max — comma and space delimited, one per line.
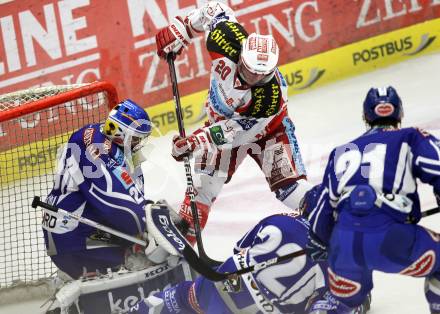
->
50, 247, 127, 279
129, 281, 197, 314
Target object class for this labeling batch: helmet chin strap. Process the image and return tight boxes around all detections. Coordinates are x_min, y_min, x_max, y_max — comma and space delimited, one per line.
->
255, 71, 275, 86
123, 133, 149, 176
113, 133, 133, 173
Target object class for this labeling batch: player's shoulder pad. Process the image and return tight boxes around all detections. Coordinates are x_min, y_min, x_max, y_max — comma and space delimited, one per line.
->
413, 127, 434, 138
404, 126, 439, 144
206, 21, 248, 63
70, 123, 112, 160
262, 213, 310, 231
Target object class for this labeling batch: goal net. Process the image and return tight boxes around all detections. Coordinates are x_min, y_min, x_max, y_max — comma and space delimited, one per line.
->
0, 82, 118, 295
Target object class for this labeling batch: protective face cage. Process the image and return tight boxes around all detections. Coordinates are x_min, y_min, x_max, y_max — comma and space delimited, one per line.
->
238, 33, 279, 86
104, 99, 152, 151
237, 57, 275, 86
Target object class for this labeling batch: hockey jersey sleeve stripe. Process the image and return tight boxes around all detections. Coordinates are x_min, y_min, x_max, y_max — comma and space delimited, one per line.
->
310, 187, 329, 234
392, 143, 411, 194
430, 139, 440, 157
307, 187, 327, 223
312, 198, 326, 234
419, 167, 440, 176
89, 183, 143, 234
328, 175, 339, 204
416, 155, 440, 176
416, 155, 440, 166
279, 264, 325, 303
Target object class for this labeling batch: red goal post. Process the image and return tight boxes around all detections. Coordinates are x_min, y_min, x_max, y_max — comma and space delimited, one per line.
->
0, 81, 118, 296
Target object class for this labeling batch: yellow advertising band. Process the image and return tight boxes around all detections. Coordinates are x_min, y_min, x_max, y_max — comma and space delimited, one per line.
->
2, 18, 439, 186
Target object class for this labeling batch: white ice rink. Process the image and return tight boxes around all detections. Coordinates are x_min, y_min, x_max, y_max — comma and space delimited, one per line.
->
1, 52, 439, 313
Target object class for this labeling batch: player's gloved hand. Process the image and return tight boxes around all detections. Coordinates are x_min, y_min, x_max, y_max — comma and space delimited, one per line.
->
306, 231, 328, 262
435, 191, 440, 207
156, 16, 193, 59
298, 184, 320, 218
171, 129, 212, 162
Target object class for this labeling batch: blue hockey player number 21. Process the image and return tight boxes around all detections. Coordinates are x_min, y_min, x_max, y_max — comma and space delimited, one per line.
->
335, 143, 414, 194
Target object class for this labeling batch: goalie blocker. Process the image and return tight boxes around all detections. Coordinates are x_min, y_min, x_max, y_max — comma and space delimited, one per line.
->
145, 203, 308, 282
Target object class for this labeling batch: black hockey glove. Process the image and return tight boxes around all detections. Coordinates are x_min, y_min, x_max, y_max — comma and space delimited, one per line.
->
435, 191, 440, 207
306, 231, 328, 262
298, 184, 321, 218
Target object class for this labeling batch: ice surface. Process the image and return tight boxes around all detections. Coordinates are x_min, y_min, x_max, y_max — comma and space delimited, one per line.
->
1, 52, 439, 313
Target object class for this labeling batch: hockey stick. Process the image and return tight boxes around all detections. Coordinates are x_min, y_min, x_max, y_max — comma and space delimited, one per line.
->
148, 204, 440, 282
422, 206, 440, 218
32, 196, 147, 246
33, 196, 440, 282
166, 53, 222, 267
147, 204, 306, 281
33, 197, 303, 281
33, 196, 226, 280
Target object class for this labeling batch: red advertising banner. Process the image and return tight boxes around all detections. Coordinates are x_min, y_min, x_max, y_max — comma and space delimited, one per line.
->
1, 0, 439, 108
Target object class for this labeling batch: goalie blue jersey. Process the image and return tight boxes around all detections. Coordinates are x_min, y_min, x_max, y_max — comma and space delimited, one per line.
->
309, 127, 440, 244
43, 123, 150, 256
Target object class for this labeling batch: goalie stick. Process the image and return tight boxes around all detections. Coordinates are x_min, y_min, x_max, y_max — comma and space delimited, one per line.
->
166, 53, 222, 267
32, 196, 225, 280
32, 196, 305, 281
147, 204, 308, 282
32, 196, 147, 247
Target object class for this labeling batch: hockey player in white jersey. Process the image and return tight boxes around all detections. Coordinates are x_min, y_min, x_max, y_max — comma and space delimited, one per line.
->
155, 1, 312, 243
42, 99, 164, 279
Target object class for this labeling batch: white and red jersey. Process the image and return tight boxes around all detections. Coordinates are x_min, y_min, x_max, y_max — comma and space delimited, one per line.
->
178, 2, 310, 216
185, 1, 289, 148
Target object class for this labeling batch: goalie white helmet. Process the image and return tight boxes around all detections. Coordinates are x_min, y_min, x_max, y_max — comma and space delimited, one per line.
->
238, 33, 279, 86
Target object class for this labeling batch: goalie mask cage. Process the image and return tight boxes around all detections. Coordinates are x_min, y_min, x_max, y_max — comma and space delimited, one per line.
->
0, 81, 118, 296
